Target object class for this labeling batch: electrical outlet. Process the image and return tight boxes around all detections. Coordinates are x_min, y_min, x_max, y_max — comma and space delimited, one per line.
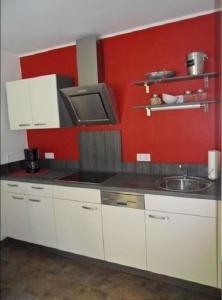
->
136, 153, 151, 162
45, 152, 55, 159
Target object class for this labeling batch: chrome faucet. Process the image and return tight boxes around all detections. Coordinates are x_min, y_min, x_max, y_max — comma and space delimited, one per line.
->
179, 164, 188, 177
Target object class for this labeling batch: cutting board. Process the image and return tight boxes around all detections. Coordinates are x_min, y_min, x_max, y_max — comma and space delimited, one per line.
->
78, 130, 122, 172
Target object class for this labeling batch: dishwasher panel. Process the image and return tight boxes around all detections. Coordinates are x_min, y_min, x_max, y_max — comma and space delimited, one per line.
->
101, 191, 146, 270
101, 191, 144, 209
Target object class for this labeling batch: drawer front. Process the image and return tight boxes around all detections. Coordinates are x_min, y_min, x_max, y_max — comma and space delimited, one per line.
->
145, 194, 217, 218
1, 180, 28, 194
53, 185, 101, 204
27, 183, 52, 197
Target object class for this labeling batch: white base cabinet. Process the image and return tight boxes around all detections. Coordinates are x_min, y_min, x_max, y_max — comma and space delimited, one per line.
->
102, 205, 147, 270
1, 181, 56, 248
27, 196, 57, 248
54, 190, 104, 260
2, 192, 29, 241
145, 194, 217, 287
1, 180, 219, 288
146, 210, 217, 287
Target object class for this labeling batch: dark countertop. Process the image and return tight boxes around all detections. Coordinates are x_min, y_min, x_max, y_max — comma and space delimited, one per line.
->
1, 170, 220, 200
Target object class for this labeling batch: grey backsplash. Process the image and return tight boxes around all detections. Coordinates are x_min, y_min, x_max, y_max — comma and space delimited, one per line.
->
1, 159, 208, 177
41, 160, 208, 177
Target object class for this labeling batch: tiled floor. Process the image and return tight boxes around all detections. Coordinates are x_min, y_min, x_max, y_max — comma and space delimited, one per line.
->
0, 239, 220, 300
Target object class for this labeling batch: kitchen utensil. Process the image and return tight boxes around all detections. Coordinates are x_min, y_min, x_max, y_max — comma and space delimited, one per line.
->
186, 52, 208, 75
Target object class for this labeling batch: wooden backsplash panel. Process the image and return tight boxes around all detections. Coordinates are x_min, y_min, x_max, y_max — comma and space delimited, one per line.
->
78, 131, 122, 172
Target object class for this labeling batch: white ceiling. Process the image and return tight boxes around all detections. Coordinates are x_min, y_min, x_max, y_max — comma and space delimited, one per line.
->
1, 0, 217, 56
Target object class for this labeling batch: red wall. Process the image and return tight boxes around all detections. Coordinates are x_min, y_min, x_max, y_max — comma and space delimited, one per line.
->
20, 13, 220, 163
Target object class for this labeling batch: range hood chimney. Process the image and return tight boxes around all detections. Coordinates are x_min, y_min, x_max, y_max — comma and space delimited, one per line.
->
60, 36, 119, 126
77, 36, 100, 85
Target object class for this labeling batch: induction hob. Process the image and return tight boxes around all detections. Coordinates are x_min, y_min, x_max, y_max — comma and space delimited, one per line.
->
58, 171, 116, 184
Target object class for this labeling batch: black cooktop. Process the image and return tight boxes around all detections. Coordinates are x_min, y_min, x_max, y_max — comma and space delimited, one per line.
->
58, 171, 116, 184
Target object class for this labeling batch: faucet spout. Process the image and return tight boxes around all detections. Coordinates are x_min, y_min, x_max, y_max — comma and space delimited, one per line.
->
179, 164, 188, 177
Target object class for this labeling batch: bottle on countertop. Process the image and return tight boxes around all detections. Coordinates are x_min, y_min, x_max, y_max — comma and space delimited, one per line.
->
150, 94, 161, 105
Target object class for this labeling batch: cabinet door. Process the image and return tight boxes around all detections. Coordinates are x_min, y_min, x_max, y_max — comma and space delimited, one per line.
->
6, 79, 32, 129
30, 75, 60, 128
146, 210, 217, 287
54, 199, 104, 259
27, 196, 57, 248
102, 205, 146, 270
3, 192, 29, 241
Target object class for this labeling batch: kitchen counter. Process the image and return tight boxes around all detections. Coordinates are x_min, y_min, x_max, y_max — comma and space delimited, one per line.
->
1, 169, 220, 200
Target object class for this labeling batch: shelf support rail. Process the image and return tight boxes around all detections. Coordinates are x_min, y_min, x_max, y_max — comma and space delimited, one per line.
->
144, 102, 211, 117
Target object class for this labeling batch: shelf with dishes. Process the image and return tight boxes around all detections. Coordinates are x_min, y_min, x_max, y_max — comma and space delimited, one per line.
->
133, 72, 218, 93
133, 100, 218, 117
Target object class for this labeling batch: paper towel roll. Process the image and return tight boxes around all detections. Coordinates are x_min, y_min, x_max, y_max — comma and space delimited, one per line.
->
208, 150, 221, 180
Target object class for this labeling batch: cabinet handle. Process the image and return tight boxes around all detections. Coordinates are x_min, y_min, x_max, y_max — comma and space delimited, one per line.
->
19, 123, 31, 127
29, 199, 41, 202
34, 123, 47, 126
7, 183, 18, 187
31, 186, 44, 190
116, 201, 127, 205
12, 196, 24, 200
148, 214, 170, 221
82, 205, 98, 210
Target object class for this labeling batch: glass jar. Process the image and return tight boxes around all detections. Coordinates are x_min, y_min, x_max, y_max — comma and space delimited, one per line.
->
194, 89, 207, 101
150, 94, 161, 105
183, 90, 194, 102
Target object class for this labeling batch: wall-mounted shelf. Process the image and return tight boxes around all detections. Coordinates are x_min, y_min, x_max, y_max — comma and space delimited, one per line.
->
133, 72, 218, 93
133, 100, 217, 117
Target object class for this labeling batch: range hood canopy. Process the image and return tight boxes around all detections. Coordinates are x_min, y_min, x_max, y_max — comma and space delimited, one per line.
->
60, 36, 119, 126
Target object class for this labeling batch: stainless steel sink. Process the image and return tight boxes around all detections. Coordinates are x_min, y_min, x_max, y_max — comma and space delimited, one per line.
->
155, 176, 212, 192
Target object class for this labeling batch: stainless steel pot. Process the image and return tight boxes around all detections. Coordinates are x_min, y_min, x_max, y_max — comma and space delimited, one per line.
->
186, 52, 208, 75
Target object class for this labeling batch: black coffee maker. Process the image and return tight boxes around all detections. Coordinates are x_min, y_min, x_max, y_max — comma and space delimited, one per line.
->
24, 148, 40, 173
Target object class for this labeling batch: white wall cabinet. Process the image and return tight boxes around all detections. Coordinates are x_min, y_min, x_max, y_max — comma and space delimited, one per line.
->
6, 79, 32, 129
102, 205, 147, 270
6, 74, 73, 130
145, 194, 217, 287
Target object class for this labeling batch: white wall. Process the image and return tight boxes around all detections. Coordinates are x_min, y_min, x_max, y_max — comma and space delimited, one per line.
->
1, 50, 28, 164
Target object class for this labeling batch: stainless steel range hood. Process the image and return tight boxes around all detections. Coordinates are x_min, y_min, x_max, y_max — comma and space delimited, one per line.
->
60, 36, 119, 126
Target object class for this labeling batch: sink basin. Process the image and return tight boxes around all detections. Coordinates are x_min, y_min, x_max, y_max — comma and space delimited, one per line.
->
155, 176, 212, 192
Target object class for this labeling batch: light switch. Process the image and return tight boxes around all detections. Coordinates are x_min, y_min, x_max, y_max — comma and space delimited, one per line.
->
136, 153, 151, 162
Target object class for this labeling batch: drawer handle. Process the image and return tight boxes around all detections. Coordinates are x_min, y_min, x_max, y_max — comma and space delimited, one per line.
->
116, 201, 127, 205
148, 214, 170, 221
29, 199, 41, 203
12, 196, 24, 200
34, 123, 47, 126
19, 123, 31, 127
7, 184, 18, 187
82, 205, 98, 210
31, 186, 44, 190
